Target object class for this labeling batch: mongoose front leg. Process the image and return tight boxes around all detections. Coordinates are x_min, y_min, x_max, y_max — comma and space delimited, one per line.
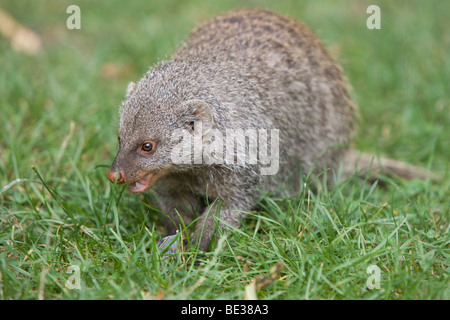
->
154, 189, 201, 235
193, 196, 253, 251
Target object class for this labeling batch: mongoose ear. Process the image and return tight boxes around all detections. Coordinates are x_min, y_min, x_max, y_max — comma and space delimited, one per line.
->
126, 82, 136, 98
182, 99, 214, 132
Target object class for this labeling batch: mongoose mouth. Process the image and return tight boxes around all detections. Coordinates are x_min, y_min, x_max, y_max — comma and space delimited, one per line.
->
128, 172, 159, 193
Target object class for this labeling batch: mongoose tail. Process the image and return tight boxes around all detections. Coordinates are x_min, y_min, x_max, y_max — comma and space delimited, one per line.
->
342, 151, 437, 182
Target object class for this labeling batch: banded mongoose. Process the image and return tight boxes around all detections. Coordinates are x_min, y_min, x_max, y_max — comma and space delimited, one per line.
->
108, 9, 430, 250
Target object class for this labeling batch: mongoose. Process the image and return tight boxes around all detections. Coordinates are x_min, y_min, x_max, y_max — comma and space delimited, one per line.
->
108, 9, 430, 251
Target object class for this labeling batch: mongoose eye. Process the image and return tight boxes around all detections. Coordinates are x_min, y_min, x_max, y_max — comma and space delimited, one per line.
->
140, 141, 156, 154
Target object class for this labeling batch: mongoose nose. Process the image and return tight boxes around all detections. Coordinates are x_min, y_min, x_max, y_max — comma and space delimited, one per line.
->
108, 169, 125, 184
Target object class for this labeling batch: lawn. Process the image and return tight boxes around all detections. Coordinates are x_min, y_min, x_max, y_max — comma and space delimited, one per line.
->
0, 0, 448, 300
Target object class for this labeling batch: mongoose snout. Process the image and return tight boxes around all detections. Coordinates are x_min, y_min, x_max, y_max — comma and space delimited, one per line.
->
107, 169, 125, 184
108, 161, 164, 193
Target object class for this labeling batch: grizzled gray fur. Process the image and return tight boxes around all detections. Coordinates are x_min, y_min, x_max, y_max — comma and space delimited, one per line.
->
108, 9, 358, 250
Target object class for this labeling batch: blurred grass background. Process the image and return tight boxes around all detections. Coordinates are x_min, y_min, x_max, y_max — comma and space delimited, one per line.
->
0, 0, 448, 299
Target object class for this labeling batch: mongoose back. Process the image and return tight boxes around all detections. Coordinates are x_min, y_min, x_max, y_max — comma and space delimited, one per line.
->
108, 9, 370, 250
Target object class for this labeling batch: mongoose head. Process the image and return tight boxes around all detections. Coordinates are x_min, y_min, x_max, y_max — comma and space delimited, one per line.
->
108, 71, 214, 193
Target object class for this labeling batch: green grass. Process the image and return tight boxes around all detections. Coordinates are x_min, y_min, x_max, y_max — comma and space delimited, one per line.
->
0, 0, 448, 300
